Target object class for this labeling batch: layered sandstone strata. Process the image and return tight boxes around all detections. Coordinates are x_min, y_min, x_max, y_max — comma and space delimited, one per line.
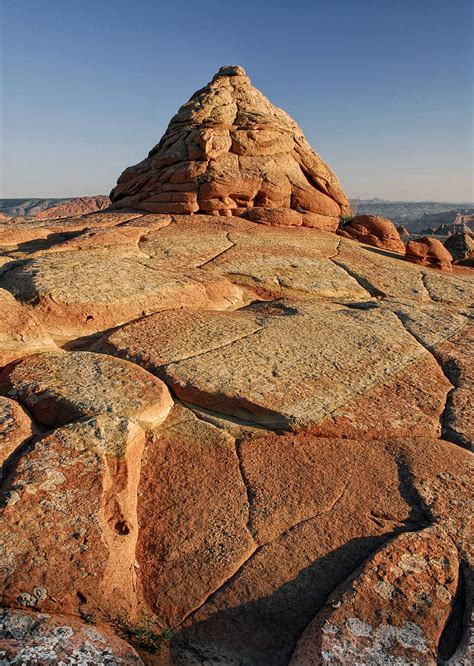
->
110, 66, 349, 230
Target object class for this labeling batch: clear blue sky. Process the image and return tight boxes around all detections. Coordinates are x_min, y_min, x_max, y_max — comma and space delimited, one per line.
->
1, 0, 472, 201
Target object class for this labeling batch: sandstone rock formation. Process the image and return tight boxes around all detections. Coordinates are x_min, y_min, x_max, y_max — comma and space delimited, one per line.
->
405, 237, 453, 271
0, 608, 143, 663
110, 66, 349, 230
396, 224, 410, 238
0, 68, 473, 665
338, 214, 405, 253
35, 195, 110, 219
290, 526, 459, 664
445, 230, 474, 264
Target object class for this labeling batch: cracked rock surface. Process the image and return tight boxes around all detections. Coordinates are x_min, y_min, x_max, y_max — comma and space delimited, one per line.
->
0, 66, 472, 665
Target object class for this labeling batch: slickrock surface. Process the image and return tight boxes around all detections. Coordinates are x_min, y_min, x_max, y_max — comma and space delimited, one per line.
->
1, 416, 146, 621
406, 236, 454, 271
338, 214, 405, 253
0, 67, 473, 665
0, 397, 35, 467
0, 608, 143, 663
0, 288, 57, 366
1, 351, 173, 428
110, 66, 349, 230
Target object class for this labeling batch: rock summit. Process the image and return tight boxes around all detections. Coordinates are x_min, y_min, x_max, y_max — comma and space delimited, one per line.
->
110, 65, 349, 231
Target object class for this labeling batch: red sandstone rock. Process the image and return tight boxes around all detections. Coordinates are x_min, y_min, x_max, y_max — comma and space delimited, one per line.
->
0, 397, 35, 466
0, 288, 57, 366
290, 526, 459, 665
338, 215, 405, 253
0, 415, 147, 621
35, 195, 110, 219
110, 66, 349, 228
1, 350, 173, 429
405, 237, 453, 271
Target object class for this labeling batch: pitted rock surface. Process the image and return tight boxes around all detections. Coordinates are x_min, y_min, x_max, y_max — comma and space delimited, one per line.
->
0, 608, 143, 663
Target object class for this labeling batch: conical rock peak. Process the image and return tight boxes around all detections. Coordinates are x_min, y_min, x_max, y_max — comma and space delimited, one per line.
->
110, 66, 349, 229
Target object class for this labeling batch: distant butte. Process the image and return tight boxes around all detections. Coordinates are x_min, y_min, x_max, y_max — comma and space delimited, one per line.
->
110, 65, 349, 231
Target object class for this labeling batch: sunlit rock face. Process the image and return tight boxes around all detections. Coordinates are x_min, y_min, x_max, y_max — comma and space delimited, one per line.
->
110, 65, 349, 231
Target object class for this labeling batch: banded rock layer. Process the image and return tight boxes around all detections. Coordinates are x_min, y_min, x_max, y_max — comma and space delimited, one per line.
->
110, 66, 349, 230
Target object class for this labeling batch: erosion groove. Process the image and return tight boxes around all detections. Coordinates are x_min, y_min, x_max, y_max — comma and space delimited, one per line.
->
391, 309, 471, 447
331, 257, 385, 298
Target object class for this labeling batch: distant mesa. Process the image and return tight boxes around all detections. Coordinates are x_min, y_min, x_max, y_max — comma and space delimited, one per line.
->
110, 65, 349, 231
0, 196, 110, 220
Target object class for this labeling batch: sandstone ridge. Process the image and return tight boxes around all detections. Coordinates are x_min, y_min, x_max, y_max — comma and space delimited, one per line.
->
110, 66, 349, 230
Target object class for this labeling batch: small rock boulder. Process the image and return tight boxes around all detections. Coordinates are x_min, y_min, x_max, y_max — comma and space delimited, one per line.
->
396, 225, 410, 238
290, 526, 459, 665
405, 237, 453, 271
444, 231, 474, 264
338, 215, 405, 253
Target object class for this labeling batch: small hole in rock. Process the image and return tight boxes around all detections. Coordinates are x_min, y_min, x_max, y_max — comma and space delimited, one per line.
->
85, 315, 94, 322
76, 591, 87, 604
115, 520, 130, 535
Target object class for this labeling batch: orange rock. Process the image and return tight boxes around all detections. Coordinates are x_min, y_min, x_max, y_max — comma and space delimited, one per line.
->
110, 66, 348, 228
0, 288, 57, 367
136, 412, 255, 626
35, 195, 110, 220
290, 526, 459, 665
1, 350, 173, 429
405, 237, 453, 271
1, 415, 146, 620
0, 397, 35, 466
338, 215, 405, 253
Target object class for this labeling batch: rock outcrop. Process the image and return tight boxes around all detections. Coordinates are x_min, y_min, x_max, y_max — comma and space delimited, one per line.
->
0, 608, 143, 663
0, 68, 473, 665
35, 195, 110, 219
338, 214, 405, 253
445, 231, 474, 264
110, 66, 349, 230
396, 224, 410, 238
405, 237, 453, 271
290, 526, 459, 665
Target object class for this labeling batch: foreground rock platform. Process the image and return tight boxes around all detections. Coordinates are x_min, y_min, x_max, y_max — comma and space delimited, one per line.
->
1, 61, 473, 663
0, 205, 472, 665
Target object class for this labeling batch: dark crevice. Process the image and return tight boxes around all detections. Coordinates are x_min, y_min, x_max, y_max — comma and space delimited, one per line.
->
395, 453, 433, 529
330, 258, 386, 299
391, 309, 470, 448
437, 562, 468, 663
234, 440, 257, 538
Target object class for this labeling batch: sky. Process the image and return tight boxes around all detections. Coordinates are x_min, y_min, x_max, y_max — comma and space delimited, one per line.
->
0, 0, 472, 201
